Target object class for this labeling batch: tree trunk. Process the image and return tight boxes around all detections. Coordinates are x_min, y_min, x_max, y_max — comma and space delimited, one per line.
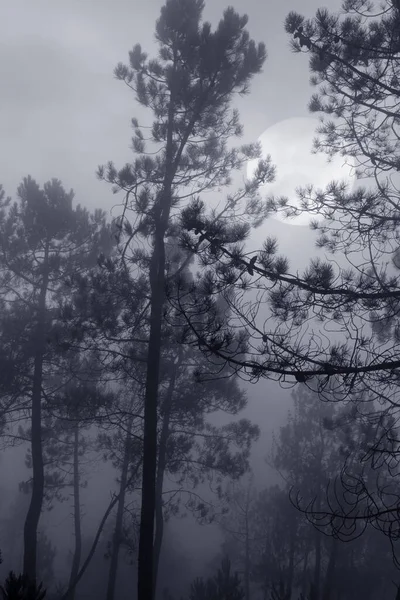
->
286, 516, 296, 600
153, 361, 180, 597
244, 514, 250, 600
23, 251, 49, 583
67, 424, 82, 600
61, 471, 139, 600
137, 75, 177, 600
106, 415, 134, 600
322, 538, 337, 600
301, 547, 310, 598
137, 249, 165, 600
313, 530, 321, 600
314, 425, 324, 600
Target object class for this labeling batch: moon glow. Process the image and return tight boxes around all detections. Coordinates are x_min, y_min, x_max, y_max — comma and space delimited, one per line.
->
247, 117, 355, 226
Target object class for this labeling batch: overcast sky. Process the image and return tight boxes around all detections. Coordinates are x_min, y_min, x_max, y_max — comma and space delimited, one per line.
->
1, 0, 343, 212
0, 0, 346, 579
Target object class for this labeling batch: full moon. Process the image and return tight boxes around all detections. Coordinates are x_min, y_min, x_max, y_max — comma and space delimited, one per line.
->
247, 117, 355, 226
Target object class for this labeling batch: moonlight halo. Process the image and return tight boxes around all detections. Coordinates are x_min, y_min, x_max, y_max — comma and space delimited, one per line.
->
247, 117, 355, 227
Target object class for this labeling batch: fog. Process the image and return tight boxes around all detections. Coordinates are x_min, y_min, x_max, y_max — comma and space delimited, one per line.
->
1, 0, 399, 599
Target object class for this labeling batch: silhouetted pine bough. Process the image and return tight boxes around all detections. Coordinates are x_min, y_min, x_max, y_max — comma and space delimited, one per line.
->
289, 401, 400, 567
173, 0, 400, 398
293, 461, 400, 565
0, 572, 46, 600
170, 0, 400, 576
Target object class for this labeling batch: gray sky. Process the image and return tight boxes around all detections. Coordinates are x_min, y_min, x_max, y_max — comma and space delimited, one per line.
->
0, 0, 345, 582
1, 0, 342, 212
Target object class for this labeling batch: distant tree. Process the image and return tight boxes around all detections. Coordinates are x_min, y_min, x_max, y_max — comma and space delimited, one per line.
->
249, 485, 303, 599
188, 557, 244, 600
0, 491, 30, 574
242, 386, 399, 600
271, 386, 346, 597
218, 474, 258, 600
59, 472, 140, 600
101, 391, 143, 600
50, 369, 115, 600
156, 526, 194, 599
0, 177, 113, 583
152, 329, 259, 594
27, 365, 134, 600
36, 532, 56, 592
98, 1, 270, 598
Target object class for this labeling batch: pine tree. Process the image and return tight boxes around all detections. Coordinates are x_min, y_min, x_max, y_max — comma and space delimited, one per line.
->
179, 0, 400, 396
0, 177, 112, 583
188, 557, 244, 600
271, 387, 341, 598
152, 340, 259, 594
98, 2, 270, 598
99, 389, 143, 600
218, 475, 257, 600
174, 6, 400, 567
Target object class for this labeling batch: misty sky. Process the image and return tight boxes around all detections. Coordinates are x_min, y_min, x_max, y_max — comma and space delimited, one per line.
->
0, 0, 346, 579
1, 0, 343, 210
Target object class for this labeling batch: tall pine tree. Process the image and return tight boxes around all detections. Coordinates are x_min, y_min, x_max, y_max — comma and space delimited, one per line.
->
98, 2, 271, 598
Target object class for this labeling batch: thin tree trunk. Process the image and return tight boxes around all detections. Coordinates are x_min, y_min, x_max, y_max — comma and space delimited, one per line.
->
153, 361, 180, 597
244, 514, 250, 600
287, 517, 296, 600
313, 530, 321, 600
23, 348, 45, 582
138, 253, 165, 600
322, 538, 337, 600
137, 72, 177, 600
314, 422, 325, 600
67, 424, 82, 600
301, 547, 310, 598
61, 464, 141, 600
23, 250, 49, 582
106, 415, 134, 600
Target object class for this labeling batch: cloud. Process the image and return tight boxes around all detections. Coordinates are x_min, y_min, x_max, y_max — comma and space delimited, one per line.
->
0, 31, 136, 210
1, 38, 89, 112
0, 0, 163, 205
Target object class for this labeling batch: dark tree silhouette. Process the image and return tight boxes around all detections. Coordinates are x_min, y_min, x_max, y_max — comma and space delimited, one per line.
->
167, 11, 400, 575
277, 0, 400, 559
0, 572, 46, 600
187, 557, 244, 600
98, 1, 270, 598
175, 0, 400, 403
